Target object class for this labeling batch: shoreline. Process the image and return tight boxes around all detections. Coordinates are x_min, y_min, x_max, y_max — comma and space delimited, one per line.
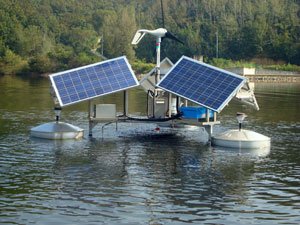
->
245, 74, 300, 83
2, 71, 300, 83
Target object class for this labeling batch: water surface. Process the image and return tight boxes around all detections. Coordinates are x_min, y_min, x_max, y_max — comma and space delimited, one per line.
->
0, 76, 299, 224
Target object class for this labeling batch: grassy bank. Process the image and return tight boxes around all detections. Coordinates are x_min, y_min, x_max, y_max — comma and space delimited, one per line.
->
209, 58, 300, 72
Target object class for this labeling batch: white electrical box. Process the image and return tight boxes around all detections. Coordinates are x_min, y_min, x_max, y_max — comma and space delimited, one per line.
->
94, 104, 117, 120
153, 98, 168, 118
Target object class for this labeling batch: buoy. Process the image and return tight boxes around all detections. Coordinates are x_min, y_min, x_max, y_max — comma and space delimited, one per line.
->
30, 122, 84, 140
211, 112, 270, 149
30, 107, 83, 140
211, 129, 270, 149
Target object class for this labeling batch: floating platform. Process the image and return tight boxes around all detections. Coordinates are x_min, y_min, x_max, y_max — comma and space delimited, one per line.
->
211, 129, 271, 149
30, 122, 83, 140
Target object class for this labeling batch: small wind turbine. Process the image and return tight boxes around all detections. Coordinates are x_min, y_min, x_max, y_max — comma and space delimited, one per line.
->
132, 0, 183, 82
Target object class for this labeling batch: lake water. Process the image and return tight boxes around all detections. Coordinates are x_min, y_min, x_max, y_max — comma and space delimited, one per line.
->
0, 76, 299, 225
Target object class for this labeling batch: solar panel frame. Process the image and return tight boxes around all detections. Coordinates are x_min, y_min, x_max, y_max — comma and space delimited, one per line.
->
157, 56, 247, 113
49, 56, 139, 107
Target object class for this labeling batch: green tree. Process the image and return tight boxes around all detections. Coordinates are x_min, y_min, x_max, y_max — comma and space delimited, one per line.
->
103, 7, 137, 60
1, 0, 300, 76
0, 49, 28, 75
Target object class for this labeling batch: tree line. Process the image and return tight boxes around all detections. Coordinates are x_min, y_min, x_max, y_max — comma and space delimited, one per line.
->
0, 0, 299, 75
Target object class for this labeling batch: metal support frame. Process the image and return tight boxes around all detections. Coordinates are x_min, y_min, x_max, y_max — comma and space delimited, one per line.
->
204, 109, 218, 143
88, 100, 93, 136
101, 122, 118, 138
168, 92, 172, 117
152, 90, 156, 118
86, 34, 221, 143
177, 97, 181, 113
123, 90, 128, 116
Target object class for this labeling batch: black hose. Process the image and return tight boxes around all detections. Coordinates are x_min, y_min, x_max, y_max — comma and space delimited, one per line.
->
148, 89, 154, 97
176, 96, 181, 113
127, 111, 183, 122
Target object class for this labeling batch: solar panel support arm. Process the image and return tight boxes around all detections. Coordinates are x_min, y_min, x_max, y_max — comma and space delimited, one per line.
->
205, 108, 210, 122
168, 93, 172, 117
123, 90, 128, 116
88, 100, 93, 136
204, 124, 213, 143
184, 99, 188, 107
152, 89, 156, 118
213, 112, 217, 122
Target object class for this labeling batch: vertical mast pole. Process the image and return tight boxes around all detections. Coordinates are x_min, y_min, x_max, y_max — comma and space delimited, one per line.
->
153, 37, 161, 118
156, 37, 161, 83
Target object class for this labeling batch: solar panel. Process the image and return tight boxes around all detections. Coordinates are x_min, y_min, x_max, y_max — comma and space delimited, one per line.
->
157, 56, 247, 113
49, 56, 139, 107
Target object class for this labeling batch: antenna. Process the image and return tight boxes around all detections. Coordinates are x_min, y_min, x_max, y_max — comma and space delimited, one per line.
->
161, 0, 165, 28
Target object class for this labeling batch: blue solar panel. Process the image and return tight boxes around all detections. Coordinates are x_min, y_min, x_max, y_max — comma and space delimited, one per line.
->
157, 56, 247, 112
49, 56, 139, 107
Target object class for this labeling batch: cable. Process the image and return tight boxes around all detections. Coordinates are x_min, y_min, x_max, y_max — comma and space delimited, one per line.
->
176, 96, 181, 113
127, 112, 183, 122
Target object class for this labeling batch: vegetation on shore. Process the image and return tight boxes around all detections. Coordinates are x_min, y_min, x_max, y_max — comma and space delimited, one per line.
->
209, 58, 300, 72
262, 64, 300, 72
0, 0, 299, 76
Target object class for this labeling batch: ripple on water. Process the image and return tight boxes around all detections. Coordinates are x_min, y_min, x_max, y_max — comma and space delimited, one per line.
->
1, 101, 300, 224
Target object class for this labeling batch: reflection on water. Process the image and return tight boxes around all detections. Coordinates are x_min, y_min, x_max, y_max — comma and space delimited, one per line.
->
0, 77, 299, 224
